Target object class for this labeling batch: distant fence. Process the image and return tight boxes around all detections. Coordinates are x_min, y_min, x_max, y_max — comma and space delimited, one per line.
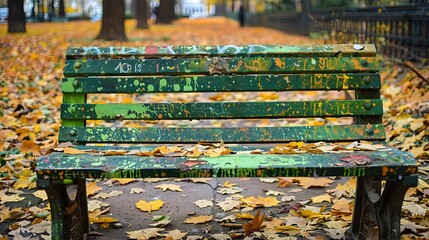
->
247, 3, 429, 61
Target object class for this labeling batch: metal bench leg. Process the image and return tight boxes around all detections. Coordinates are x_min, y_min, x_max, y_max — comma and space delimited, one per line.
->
38, 179, 87, 240
350, 175, 418, 240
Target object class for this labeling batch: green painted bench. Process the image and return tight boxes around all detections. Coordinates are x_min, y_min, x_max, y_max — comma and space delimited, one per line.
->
36, 44, 417, 240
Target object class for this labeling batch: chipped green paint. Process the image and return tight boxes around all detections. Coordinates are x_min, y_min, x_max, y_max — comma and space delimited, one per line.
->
66, 44, 377, 59
63, 56, 379, 77
61, 73, 381, 93
35, 145, 417, 180
58, 124, 386, 143
61, 100, 383, 120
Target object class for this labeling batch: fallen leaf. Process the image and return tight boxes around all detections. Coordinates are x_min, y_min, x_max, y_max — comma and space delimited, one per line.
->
217, 187, 243, 195
259, 178, 278, 183
155, 183, 183, 192
113, 178, 136, 185
63, 147, 87, 154
241, 196, 279, 208
265, 190, 286, 196
236, 212, 255, 219
127, 228, 164, 239
87, 181, 103, 196
163, 229, 188, 240
184, 215, 213, 224
242, 209, 265, 236
310, 194, 333, 204
222, 181, 236, 188
194, 199, 213, 208
136, 199, 164, 213
277, 177, 294, 188
217, 197, 242, 212
32, 190, 48, 201
293, 177, 334, 189
0, 194, 25, 204
130, 188, 145, 194
93, 190, 123, 199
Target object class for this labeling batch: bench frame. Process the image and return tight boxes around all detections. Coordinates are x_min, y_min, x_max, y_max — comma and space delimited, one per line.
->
36, 44, 418, 240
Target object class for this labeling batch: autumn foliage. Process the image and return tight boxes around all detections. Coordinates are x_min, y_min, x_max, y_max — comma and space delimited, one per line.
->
0, 17, 428, 239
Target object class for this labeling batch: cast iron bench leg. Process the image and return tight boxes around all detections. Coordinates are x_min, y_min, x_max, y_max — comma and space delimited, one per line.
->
38, 179, 88, 240
350, 175, 418, 240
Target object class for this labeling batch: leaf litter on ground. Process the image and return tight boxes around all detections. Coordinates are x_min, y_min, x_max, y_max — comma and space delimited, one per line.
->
0, 17, 428, 239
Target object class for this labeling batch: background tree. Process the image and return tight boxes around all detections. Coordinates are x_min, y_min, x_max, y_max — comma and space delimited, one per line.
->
8, 0, 26, 33
135, 0, 149, 29
96, 0, 127, 41
156, 0, 176, 24
59, 0, 66, 17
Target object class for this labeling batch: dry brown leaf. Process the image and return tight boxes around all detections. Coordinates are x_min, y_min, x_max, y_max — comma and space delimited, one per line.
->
242, 209, 265, 236
184, 215, 213, 224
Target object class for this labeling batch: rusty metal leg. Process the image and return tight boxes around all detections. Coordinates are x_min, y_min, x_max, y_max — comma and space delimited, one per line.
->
37, 179, 85, 240
349, 175, 417, 240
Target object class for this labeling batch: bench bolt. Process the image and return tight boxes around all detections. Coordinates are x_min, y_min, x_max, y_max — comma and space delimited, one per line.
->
363, 78, 371, 85
69, 129, 77, 136
365, 128, 374, 135
72, 80, 80, 88
74, 62, 81, 69
364, 102, 372, 110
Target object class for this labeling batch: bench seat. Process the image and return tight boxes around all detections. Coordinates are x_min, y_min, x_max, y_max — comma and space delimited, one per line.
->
37, 144, 416, 180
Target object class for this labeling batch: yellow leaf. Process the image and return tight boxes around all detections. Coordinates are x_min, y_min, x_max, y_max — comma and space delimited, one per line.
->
136, 200, 164, 213
32, 190, 48, 201
155, 184, 183, 192
236, 212, 254, 219
310, 194, 333, 204
222, 181, 236, 188
293, 177, 334, 189
241, 196, 279, 208
184, 215, 213, 224
87, 181, 103, 196
113, 178, 136, 185
64, 147, 87, 154
89, 216, 118, 223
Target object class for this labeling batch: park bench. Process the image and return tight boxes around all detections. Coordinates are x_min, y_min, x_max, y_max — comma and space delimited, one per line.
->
36, 44, 418, 240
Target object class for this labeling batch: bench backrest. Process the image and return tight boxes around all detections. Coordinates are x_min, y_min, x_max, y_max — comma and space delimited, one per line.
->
60, 44, 385, 145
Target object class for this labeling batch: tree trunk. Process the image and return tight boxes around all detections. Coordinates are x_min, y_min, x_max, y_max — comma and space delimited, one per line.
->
8, 0, 26, 33
96, 0, 127, 41
156, 0, 175, 24
59, 0, 66, 17
135, 0, 149, 29
49, 0, 56, 20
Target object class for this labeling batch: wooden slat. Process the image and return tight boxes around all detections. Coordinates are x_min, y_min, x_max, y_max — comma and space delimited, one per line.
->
36, 147, 417, 179
66, 44, 377, 59
58, 124, 386, 143
62, 73, 381, 93
64, 56, 379, 77
61, 100, 383, 120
